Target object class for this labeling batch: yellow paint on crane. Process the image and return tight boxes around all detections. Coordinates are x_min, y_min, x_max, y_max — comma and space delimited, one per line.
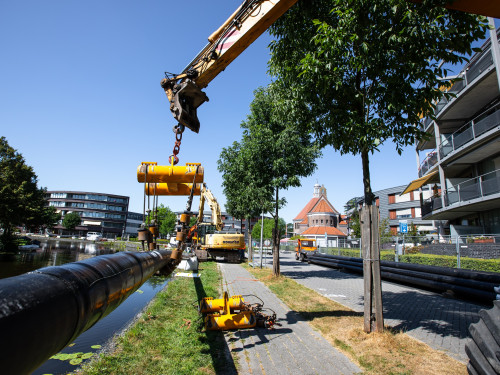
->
137, 163, 204, 183
145, 183, 202, 196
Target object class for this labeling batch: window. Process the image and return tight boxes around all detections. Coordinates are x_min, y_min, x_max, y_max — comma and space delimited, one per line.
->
51, 193, 67, 199
49, 201, 65, 207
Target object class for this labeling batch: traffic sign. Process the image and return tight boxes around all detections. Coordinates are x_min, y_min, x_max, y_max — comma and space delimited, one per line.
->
399, 220, 408, 233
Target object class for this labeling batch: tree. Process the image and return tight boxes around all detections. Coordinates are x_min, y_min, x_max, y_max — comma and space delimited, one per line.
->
62, 212, 81, 231
269, 0, 487, 204
268, 0, 487, 332
219, 85, 319, 276
156, 204, 177, 237
0, 137, 57, 248
252, 218, 286, 241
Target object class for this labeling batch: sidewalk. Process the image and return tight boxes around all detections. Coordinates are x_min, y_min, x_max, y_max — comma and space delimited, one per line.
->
218, 262, 361, 375
264, 251, 487, 363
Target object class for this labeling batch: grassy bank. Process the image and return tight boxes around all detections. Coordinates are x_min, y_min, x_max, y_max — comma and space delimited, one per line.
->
78, 262, 235, 375
245, 265, 467, 375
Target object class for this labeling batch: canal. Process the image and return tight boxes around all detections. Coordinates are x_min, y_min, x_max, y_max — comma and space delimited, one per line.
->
0, 239, 169, 375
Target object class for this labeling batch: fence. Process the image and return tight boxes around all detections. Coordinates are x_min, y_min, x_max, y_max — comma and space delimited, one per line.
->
279, 235, 500, 273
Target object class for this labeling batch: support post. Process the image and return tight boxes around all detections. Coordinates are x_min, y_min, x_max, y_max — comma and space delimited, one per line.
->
361, 205, 384, 333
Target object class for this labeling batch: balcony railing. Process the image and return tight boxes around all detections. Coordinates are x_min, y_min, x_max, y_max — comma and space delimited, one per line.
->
438, 107, 500, 160
418, 150, 438, 177
420, 28, 498, 124
422, 169, 500, 217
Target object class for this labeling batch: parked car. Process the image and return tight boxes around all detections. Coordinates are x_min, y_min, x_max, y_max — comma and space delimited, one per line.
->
86, 232, 102, 241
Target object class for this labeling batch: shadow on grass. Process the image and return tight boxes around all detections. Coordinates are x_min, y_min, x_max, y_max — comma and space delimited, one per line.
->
193, 275, 238, 375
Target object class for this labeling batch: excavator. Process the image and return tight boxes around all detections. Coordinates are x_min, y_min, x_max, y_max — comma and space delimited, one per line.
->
188, 183, 246, 263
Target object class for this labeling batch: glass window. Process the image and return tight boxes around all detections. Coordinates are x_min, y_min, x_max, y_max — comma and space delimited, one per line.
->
49, 201, 65, 207
51, 193, 67, 199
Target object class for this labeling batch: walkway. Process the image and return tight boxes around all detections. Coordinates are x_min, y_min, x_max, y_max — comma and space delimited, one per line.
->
219, 262, 361, 375
259, 251, 487, 363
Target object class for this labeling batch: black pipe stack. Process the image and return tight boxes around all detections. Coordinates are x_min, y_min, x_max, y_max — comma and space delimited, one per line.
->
0, 250, 175, 375
308, 253, 500, 303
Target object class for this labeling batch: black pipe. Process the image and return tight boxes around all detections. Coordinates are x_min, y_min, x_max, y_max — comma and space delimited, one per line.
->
308, 256, 497, 302
311, 253, 500, 284
0, 249, 175, 375
310, 255, 498, 293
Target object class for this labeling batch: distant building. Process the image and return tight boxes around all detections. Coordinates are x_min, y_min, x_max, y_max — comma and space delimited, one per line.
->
46, 191, 129, 238
125, 211, 144, 237
347, 185, 445, 235
293, 184, 346, 246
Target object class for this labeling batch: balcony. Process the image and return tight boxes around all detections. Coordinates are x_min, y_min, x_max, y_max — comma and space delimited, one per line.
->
438, 107, 500, 160
418, 150, 438, 177
422, 169, 500, 218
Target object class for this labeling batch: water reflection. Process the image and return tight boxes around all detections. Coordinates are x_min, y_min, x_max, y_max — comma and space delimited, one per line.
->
0, 239, 116, 279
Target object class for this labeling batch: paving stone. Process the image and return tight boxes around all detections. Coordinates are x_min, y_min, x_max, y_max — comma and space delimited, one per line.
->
272, 251, 487, 363
217, 262, 361, 375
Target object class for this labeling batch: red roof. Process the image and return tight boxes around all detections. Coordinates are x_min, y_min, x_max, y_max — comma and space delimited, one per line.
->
293, 197, 319, 221
301, 226, 346, 236
311, 199, 335, 213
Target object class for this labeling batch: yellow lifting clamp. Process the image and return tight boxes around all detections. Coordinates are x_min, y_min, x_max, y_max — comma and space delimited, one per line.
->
200, 292, 279, 331
137, 162, 204, 184
144, 182, 202, 196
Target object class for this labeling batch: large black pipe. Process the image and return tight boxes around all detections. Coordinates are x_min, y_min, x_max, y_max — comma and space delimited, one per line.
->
311, 253, 500, 284
0, 249, 176, 375
308, 256, 498, 302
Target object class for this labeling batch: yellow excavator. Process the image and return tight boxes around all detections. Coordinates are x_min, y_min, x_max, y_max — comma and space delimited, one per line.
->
189, 183, 245, 263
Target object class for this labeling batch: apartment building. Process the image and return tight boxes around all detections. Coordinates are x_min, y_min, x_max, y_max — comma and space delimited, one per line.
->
347, 185, 443, 235
46, 191, 129, 238
407, 25, 500, 237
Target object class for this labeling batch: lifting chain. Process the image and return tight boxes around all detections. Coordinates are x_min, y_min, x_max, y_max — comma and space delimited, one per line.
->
169, 124, 185, 165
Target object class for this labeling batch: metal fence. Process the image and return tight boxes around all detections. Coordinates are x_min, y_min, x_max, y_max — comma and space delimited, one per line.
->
278, 234, 500, 273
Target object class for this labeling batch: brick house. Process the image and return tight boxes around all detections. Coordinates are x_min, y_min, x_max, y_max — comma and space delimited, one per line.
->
293, 184, 347, 247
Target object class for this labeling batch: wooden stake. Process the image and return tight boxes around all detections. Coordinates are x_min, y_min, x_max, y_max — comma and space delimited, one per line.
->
361, 206, 372, 333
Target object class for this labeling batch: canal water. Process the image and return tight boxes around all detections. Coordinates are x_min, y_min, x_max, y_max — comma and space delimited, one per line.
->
0, 239, 169, 375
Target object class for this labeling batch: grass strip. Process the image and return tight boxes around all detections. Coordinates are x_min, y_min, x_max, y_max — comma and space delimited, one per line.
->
245, 264, 467, 375
78, 262, 236, 375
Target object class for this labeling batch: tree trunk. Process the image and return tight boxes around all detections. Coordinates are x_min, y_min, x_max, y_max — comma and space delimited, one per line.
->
360, 151, 384, 333
272, 188, 280, 276
247, 217, 252, 263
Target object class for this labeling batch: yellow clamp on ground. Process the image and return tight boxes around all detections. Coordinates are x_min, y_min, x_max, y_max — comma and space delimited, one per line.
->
201, 292, 256, 331
137, 162, 204, 184
200, 294, 245, 313
144, 183, 202, 196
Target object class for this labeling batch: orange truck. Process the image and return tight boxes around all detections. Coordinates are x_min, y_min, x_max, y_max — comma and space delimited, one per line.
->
294, 238, 317, 262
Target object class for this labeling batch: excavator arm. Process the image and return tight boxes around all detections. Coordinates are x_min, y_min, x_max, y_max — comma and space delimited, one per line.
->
197, 183, 224, 231
161, 0, 299, 133
161, 0, 499, 134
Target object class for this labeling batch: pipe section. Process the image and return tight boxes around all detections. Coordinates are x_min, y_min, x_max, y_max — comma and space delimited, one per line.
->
0, 250, 175, 375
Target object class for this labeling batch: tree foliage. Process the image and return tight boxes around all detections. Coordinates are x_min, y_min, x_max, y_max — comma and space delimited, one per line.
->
218, 85, 319, 275
62, 212, 82, 231
0, 137, 59, 246
251, 218, 286, 240
157, 204, 177, 237
269, 0, 488, 202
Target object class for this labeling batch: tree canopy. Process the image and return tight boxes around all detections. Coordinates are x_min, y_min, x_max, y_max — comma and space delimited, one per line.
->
218, 85, 319, 275
62, 212, 82, 231
0, 137, 59, 246
251, 217, 286, 240
269, 0, 488, 202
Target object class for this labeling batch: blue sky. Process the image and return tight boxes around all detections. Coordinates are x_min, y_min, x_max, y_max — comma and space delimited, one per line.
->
0, 1, 496, 223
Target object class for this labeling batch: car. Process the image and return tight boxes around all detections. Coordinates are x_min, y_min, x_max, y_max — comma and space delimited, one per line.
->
86, 232, 102, 241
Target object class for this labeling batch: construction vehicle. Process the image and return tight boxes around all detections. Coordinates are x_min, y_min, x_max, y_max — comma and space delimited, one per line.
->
190, 184, 245, 263
294, 238, 317, 262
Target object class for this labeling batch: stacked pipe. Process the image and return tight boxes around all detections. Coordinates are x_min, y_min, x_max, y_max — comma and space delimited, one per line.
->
308, 253, 500, 303
0, 249, 176, 375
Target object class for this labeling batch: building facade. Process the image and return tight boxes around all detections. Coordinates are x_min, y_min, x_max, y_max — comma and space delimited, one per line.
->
46, 191, 129, 238
125, 211, 145, 237
293, 184, 346, 246
409, 25, 500, 237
